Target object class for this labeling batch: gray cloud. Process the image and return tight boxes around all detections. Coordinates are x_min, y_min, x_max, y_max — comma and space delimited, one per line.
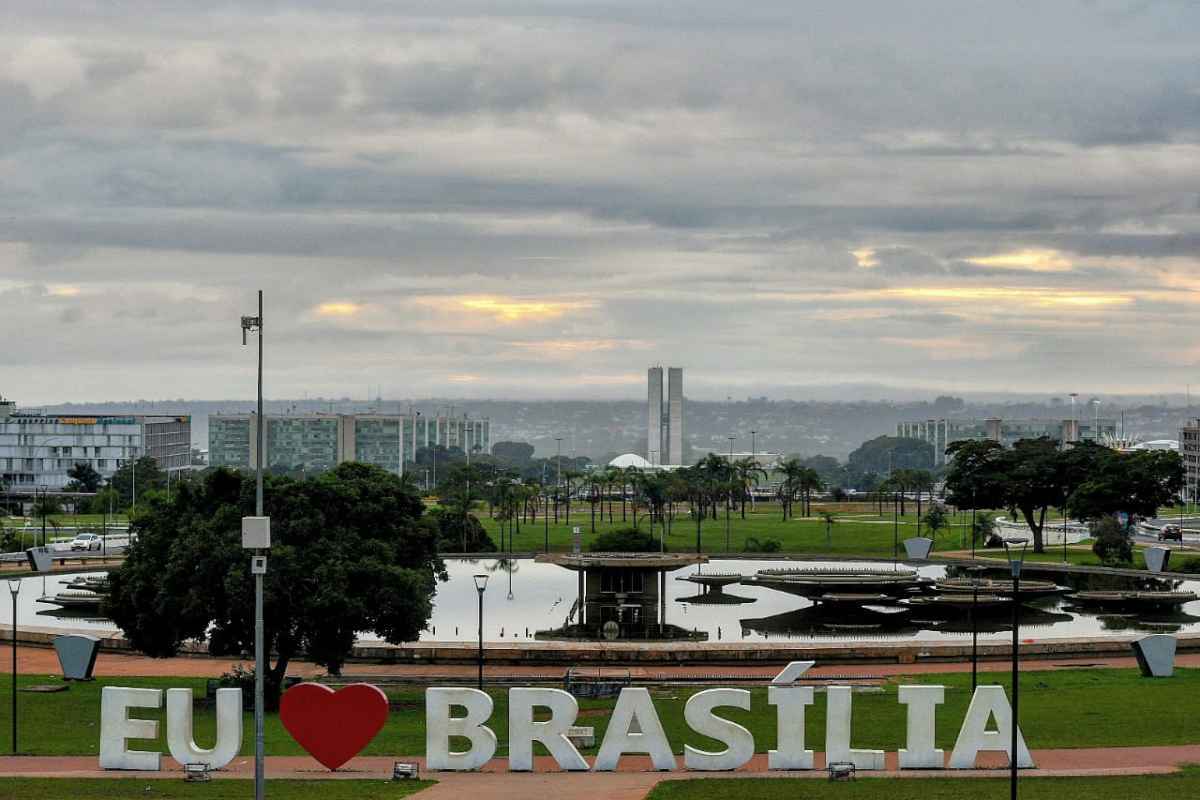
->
3, 1, 1200, 402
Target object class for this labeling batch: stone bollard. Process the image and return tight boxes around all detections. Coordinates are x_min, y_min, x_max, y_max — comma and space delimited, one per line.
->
903, 537, 934, 561
53, 634, 101, 681
1132, 634, 1177, 678
1144, 546, 1171, 574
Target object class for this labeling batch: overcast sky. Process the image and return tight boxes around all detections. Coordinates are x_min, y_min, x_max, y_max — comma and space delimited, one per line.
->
4, 1, 1200, 403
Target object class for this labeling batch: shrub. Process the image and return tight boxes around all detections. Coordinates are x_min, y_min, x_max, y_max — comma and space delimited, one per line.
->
744, 537, 782, 553
1091, 516, 1133, 566
1175, 557, 1200, 574
590, 527, 661, 552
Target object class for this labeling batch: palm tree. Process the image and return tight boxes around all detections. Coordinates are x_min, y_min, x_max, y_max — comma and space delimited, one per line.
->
777, 458, 805, 521
732, 457, 767, 519
821, 511, 837, 549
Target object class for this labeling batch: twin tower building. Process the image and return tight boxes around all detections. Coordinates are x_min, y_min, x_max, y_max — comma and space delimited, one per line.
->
647, 366, 683, 466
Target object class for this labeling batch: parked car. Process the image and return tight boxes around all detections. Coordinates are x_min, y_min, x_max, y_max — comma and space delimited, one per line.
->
70, 532, 102, 551
1158, 525, 1183, 542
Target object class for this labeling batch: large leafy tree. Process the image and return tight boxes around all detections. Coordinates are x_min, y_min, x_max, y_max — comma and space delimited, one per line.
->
107, 456, 166, 508
848, 435, 934, 475
107, 463, 443, 706
65, 462, 102, 493
1066, 448, 1183, 526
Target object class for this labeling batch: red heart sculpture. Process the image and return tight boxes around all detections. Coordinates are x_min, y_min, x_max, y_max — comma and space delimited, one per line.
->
279, 683, 389, 770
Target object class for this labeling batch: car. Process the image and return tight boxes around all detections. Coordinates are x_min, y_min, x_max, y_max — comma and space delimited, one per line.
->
70, 533, 102, 551
1158, 525, 1183, 542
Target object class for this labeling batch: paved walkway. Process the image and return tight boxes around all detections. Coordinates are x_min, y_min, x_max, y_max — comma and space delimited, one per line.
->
3, 747, 1200, 799
6, 642, 1200, 681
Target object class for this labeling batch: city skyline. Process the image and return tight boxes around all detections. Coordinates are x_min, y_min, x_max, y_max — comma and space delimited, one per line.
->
5, 3, 1200, 402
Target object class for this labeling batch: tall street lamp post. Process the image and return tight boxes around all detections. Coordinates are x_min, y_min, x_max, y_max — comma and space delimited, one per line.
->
555, 438, 563, 526
892, 491, 899, 570
8, 578, 19, 754
966, 564, 986, 693
726, 435, 736, 552
241, 291, 267, 800
473, 574, 489, 690
1003, 536, 1029, 800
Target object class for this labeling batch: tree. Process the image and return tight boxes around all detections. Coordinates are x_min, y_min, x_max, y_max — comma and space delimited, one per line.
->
820, 511, 836, 548
107, 456, 166, 509
66, 462, 102, 493
1066, 449, 1183, 527
107, 463, 443, 707
591, 527, 660, 552
491, 441, 535, 466
848, 435, 934, 476
943, 440, 1007, 511
32, 495, 62, 517
1090, 516, 1133, 565
923, 505, 948, 542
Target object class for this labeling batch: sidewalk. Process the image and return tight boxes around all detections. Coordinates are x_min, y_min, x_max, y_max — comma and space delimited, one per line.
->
3, 747, 1200, 800
4, 642, 1198, 681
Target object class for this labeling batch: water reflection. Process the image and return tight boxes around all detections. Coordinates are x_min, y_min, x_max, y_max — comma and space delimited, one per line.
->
6, 557, 1200, 645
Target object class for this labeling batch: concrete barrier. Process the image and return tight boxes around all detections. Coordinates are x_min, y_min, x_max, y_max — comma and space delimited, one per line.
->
1132, 634, 1177, 677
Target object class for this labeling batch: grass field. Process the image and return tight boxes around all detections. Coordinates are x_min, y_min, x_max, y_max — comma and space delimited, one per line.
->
3, 667, 1197, 758
647, 768, 1200, 800
0, 779, 433, 799
474, 504, 986, 558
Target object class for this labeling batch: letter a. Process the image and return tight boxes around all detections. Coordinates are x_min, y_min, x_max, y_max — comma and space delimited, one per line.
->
594, 688, 675, 771
949, 686, 1034, 769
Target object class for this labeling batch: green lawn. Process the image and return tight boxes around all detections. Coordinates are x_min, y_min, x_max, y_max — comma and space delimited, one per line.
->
3, 667, 1198, 758
476, 505, 985, 559
648, 768, 1200, 800
0, 779, 432, 799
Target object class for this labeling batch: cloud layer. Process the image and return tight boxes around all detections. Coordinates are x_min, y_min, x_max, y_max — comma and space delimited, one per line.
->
4, 1, 1200, 402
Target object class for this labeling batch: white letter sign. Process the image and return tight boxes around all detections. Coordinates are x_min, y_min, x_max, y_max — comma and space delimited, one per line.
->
683, 688, 754, 771
594, 688, 675, 771
897, 685, 944, 769
425, 687, 498, 770
824, 686, 885, 770
767, 685, 814, 770
99, 687, 162, 771
166, 688, 243, 770
508, 688, 588, 771
949, 686, 1034, 769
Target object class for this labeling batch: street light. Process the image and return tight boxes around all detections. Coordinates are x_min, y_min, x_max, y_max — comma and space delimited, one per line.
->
726, 435, 736, 552
473, 574, 488, 690
1003, 536, 1029, 800
9, 577, 20, 754
966, 564, 986, 693
241, 291, 267, 800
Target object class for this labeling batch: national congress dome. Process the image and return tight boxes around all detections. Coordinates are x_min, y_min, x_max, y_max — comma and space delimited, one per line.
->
608, 453, 653, 469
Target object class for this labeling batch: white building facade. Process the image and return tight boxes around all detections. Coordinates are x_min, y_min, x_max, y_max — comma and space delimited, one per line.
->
0, 399, 191, 492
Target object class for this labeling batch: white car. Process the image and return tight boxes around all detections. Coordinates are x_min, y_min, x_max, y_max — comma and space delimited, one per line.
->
70, 533, 103, 551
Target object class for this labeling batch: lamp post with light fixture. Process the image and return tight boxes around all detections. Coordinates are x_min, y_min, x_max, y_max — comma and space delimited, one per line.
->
1003, 536, 1029, 800
9, 577, 20, 754
473, 574, 488, 690
241, 291, 267, 800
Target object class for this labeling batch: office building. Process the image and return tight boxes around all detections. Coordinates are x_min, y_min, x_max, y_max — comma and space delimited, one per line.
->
647, 366, 684, 465
897, 416, 1118, 466
0, 398, 191, 492
208, 411, 490, 477
1181, 420, 1200, 502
